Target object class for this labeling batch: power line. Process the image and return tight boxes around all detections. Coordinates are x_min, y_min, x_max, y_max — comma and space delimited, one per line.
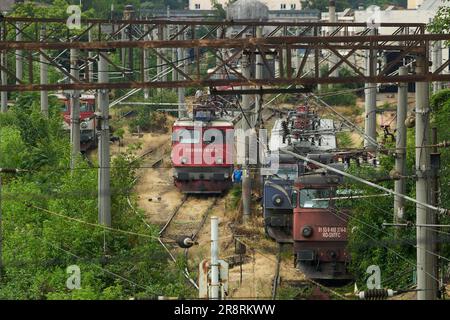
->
329, 207, 450, 273
29, 204, 163, 241
280, 148, 449, 214
326, 208, 441, 284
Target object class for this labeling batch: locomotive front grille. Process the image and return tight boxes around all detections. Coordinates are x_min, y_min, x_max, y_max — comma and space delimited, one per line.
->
174, 167, 232, 181
297, 250, 315, 261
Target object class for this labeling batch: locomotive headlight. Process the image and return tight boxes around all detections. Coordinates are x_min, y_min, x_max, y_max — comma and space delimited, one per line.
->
216, 157, 223, 164
272, 194, 283, 206
181, 157, 188, 164
302, 225, 313, 238
81, 121, 88, 129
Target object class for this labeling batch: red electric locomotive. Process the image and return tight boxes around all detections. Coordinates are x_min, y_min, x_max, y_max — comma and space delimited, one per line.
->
291, 171, 352, 282
171, 105, 234, 193
57, 93, 97, 152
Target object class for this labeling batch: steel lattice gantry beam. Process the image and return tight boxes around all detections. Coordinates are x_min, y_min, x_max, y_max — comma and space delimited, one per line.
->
0, 17, 450, 92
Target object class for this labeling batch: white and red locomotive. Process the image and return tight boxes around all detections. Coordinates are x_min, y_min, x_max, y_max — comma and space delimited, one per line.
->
56, 93, 97, 152
171, 105, 234, 194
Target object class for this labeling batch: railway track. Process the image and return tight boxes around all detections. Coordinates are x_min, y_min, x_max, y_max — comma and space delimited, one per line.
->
159, 195, 219, 249
155, 194, 220, 291
228, 225, 346, 300
268, 242, 346, 300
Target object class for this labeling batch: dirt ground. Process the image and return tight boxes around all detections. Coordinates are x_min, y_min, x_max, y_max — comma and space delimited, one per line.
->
126, 116, 307, 299
125, 92, 437, 300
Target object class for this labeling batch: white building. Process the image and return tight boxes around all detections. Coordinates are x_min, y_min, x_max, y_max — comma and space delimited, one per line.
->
188, 0, 302, 11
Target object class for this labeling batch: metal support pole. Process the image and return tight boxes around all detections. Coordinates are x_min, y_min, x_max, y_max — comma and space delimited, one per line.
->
15, 22, 23, 85
210, 216, 220, 300
241, 54, 252, 223
143, 24, 150, 100
415, 55, 436, 300
88, 24, 94, 83
172, 31, 178, 91
156, 26, 164, 87
177, 26, 187, 118
163, 26, 169, 84
40, 26, 48, 117
431, 41, 442, 93
328, 0, 339, 80
122, 5, 135, 71
0, 51, 7, 113
121, 25, 126, 69
216, 27, 222, 70
364, 28, 378, 150
394, 66, 408, 224
98, 53, 111, 227
255, 26, 263, 127
70, 48, 81, 170
0, 24, 7, 113
430, 127, 439, 297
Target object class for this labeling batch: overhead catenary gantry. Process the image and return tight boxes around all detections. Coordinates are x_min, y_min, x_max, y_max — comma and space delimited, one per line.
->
0, 17, 449, 93
1, 15, 450, 301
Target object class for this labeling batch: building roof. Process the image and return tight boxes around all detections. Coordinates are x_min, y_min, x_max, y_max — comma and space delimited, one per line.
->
227, 0, 269, 21
418, 0, 448, 11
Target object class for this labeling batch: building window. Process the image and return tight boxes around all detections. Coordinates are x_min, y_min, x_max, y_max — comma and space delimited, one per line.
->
195, 3, 200, 9
280, 4, 286, 9
291, 3, 296, 9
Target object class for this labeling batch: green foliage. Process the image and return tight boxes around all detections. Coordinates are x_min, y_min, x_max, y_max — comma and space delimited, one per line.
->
0, 94, 193, 300
228, 184, 242, 210
345, 162, 417, 291
316, 67, 359, 106
430, 88, 450, 111
336, 132, 353, 149
319, 86, 357, 107
127, 90, 175, 133
428, 0, 450, 37
276, 284, 312, 300
347, 88, 450, 292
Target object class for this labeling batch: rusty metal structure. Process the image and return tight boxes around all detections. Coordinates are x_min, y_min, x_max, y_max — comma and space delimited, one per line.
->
0, 17, 449, 93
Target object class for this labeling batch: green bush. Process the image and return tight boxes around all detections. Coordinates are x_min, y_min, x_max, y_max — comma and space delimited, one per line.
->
0, 95, 193, 300
320, 86, 357, 106
336, 132, 353, 148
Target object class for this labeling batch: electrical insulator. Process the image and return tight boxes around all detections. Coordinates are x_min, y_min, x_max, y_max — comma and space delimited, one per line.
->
176, 236, 195, 249
405, 115, 415, 128
389, 169, 401, 180
358, 289, 396, 300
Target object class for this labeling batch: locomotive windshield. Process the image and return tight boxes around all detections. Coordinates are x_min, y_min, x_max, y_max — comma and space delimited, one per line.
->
173, 129, 201, 144
299, 189, 331, 209
80, 102, 94, 112
274, 164, 298, 180
60, 102, 68, 112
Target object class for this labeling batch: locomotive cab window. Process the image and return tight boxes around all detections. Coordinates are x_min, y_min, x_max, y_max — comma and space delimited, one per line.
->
203, 134, 216, 144
276, 165, 298, 180
194, 110, 213, 121
291, 190, 298, 208
80, 102, 94, 112
173, 129, 200, 144
204, 129, 225, 144
299, 189, 331, 208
